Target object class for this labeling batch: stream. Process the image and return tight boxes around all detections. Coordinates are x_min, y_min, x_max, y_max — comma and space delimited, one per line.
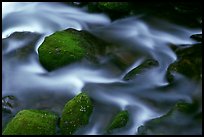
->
2, 2, 202, 135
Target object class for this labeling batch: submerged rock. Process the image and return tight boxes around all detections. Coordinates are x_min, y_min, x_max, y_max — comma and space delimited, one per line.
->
167, 44, 202, 83
3, 110, 58, 135
38, 28, 107, 71
107, 110, 129, 133
123, 59, 159, 81
3, 32, 41, 60
137, 101, 202, 135
60, 92, 93, 135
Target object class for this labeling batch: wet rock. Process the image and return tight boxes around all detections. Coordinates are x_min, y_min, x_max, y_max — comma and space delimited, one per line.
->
131, 2, 201, 28
88, 2, 131, 20
3, 32, 41, 60
38, 28, 108, 71
88, 2, 201, 28
107, 110, 129, 133
137, 101, 202, 135
106, 49, 141, 71
2, 95, 17, 114
97, 2, 130, 12
123, 59, 159, 81
190, 34, 202, 42
60, 92, 93, 135
2, 95, 19, 132
167, 44, 202, 83
3, 110, 58, 135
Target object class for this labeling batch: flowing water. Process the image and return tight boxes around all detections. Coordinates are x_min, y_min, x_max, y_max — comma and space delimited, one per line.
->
2, 2, 202, 135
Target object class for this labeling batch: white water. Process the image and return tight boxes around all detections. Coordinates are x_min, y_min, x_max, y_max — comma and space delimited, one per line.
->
2, 2, 202, 135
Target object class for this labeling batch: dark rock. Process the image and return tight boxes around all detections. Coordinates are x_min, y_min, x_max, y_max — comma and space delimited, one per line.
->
2, 95, 18, 114
167, 44, 202, 83
190, 34, 202, 42
88, 2, 131, 20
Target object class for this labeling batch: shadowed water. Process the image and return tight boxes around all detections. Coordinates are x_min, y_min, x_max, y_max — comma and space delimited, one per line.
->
2, 2, 202, 135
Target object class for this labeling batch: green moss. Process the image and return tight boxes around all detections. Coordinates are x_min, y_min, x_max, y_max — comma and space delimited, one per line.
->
107, 110, 129, 132
175, 102, 198, 114
88, 2, 131, 20
167, 44, 202, 83
60, 92, 93, 135
123, 59, 159, 80
38, 29, 86, 71
38, 28, 107, 71
98, 2, 130, 12
2, 110, 58, 135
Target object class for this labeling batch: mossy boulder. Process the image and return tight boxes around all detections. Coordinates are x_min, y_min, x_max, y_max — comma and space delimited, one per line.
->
107, 110, 129, 133
2, 110, 58, 135
88, 2, 201, 27
137, 101, 202, 135
97, 2, 130, 12
167, 44, 202, 83
88, 2, 131, 20
123, 59, 159, 81
60, 92, 93, 135
38, 28, 107, 71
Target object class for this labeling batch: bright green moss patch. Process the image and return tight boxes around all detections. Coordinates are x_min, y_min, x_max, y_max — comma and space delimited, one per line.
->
2, 110, 58, 135
38, 28, 107, 71
107, 110, 129, 132
60, 92, 93, 135
38, 29, 86, 71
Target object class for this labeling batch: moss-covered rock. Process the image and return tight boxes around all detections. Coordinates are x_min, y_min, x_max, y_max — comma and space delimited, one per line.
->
167, 44, 202, 83
60, 92, 93, 135
107, 110, 129, 133
88, 2, 201, 27
123, 59, 159, 80
137, 101, 202, 135
2, 110, 58, 135
88, 2, 131, 20
97, 2, 130, 12
38, 28, 107, 71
